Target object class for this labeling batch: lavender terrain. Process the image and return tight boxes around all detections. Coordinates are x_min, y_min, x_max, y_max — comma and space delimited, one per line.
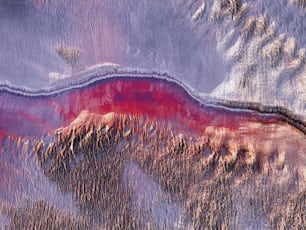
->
0, 0, 305, 229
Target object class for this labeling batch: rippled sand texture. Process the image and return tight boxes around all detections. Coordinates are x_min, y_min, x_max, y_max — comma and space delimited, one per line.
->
209, 0, 306, 119
0, 0, 305, 229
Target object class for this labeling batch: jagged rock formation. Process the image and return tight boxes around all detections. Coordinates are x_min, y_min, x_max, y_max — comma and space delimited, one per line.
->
10, 111, 301, 229
55, 46, 81, 69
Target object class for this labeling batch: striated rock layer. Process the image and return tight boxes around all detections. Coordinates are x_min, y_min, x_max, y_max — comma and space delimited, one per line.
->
0, 75, 305, 229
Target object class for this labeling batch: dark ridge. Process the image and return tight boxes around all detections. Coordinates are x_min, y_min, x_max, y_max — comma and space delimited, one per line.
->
212, 99, 306, 135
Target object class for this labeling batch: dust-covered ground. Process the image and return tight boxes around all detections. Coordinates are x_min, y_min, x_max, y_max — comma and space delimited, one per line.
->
0, 0, 305, 117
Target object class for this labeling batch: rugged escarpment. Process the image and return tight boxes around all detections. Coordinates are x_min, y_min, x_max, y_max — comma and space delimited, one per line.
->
4, 111, 300, 229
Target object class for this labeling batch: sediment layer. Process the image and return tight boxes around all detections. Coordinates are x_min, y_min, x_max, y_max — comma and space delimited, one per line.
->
0, 71, 305, 141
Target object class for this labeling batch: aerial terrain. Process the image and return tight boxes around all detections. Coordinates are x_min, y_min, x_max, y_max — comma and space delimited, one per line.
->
0, 0, 305, 229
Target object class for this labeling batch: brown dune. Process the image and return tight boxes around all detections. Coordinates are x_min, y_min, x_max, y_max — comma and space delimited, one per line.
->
2, 110, 304, 229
